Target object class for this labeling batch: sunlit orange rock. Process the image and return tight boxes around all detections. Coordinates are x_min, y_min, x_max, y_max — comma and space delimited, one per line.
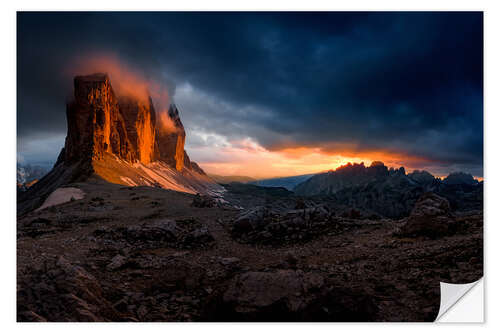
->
155, 104, 186, 171
65, 73, 135, 162
63, 73, 198, 171
118, 95, 156, 164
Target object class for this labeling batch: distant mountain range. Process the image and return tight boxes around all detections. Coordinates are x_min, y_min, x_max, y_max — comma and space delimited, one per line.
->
17, 164, 49, 185
294, 162, 480, 196
209, 163, 482, 213
207, 173, 316, 190
250, 174, 316, 190
208, 174, 256, 184
293, 161, 482, 218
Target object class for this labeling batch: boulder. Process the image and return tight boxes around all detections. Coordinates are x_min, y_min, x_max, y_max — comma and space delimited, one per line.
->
398, 192, 453, 237
107, 254, 128, 271
214, 270, 377, 321
232, 205, 341, 245
182, 226, 214, 248
232, 206, 278, 234
124, 219, 180, 243
285, 205, 329, 221
17, 256, 121, 321
92, 219, 214, 250
223, 270, 320, 316
218, 257, 241, 266
191, 194, 216, 208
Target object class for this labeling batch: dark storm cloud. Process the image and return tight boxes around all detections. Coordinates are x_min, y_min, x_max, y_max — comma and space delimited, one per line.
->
17, 12, 483, 176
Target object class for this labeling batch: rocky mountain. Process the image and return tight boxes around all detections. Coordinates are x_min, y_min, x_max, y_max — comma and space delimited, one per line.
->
208, 174, 256, 184
18, 73, 221, 214
17, 164, 50, 193
443, 172, 479, 185
294, 162, 402, 195
17, 164, 49, 185
294, 162, 482, 218
250, 173, 315, 190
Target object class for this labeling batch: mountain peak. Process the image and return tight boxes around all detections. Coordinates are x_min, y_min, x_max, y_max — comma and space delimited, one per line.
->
370, 161, 385, 167
74, 72, 109, 82
168, 103, 179, 116
18, 74, 220, 214
63, 74, 197, 170
443, 172, 478, 185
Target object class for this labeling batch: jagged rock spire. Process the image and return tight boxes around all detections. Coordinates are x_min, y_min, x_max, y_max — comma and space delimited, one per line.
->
62, 73, 198, 172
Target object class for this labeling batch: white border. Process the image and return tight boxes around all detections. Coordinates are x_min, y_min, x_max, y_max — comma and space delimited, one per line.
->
437, 279, 484, 322
3, 0, 498, 331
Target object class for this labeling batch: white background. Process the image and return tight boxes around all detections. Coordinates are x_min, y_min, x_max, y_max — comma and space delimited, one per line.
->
1, 0, 497, 331
438, 279, 484, 322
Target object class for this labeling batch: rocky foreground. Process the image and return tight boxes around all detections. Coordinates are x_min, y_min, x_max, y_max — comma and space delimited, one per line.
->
17, 181, 482, 322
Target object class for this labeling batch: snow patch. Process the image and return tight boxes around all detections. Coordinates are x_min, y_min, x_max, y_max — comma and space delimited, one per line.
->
135, 163, 197, 194
36, 187, 85, 211
120, 176, 138, 186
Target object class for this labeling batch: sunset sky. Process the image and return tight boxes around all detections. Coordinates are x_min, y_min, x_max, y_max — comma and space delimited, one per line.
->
17, 12, 483, 179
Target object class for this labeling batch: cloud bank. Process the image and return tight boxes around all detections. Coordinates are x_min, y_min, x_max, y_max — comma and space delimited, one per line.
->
17, 12, 483, 177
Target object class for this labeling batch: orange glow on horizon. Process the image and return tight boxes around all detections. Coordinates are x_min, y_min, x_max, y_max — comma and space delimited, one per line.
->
192, 139, 441, 180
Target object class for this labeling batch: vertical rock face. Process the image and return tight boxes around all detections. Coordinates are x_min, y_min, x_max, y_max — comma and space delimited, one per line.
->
65, 74, 118, 162
65, 73, 138, 163
155, 104, 186, 171
62, 73, 200, 173
118, 96, 156, 164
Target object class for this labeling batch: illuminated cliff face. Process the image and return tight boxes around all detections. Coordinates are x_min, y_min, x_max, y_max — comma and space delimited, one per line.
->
118, 96, 156, 164
175, 136, 185, 171
63, 73, 199, 173
136, 105, 156, 164
156, 105, 186, 171
65, 73, 122, 162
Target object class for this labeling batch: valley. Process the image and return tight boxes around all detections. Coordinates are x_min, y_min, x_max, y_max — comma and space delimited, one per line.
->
17, 179, 483, 321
